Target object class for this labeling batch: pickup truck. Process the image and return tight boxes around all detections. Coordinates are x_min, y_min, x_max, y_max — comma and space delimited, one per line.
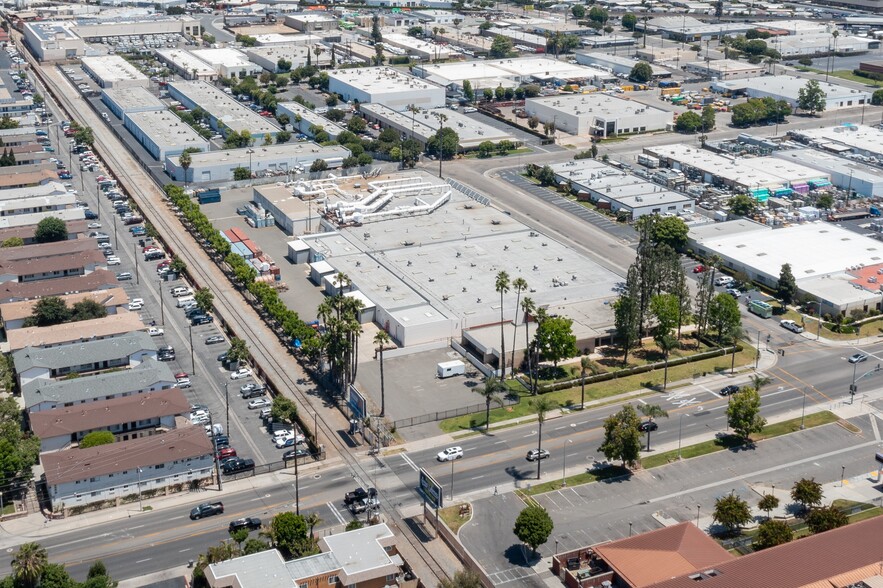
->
190, 502, 224, 520
344, 487, 377, 506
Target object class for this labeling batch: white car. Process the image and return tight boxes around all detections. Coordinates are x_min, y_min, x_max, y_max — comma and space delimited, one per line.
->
147, 326, 164, 336
437, 446, 464, 462
248, 398, 271, 409
780, 319, 804, 334
106, 256, 121, 266
88, 222, 102, 229
176, 377, 192, 388
231, 368, 252, 380
128, 298, 144, 311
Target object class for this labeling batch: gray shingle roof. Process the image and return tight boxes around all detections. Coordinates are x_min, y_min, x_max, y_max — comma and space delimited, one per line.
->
13, 331, 156, 373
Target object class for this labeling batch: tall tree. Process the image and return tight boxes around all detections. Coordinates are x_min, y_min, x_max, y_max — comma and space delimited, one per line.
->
370, 13, 383, 44
531, 396, 556, 480
373, 330, 391, 417
614, 267, 640, 365
579, 356, 592, 409
776, 263, 798, 306
758, 492, 779, 519
708, 293, 741, 344
791, 478, 823, 512
475, 375, 506, 431
797, 79, 826, 116
713, 493, 752, 534
532, 316, 578, 369
179, 149, 192, 187
513, 505, 553, 557
316, 285, 364, 393
805, 505, 847, 534
510, 277, 528, 375
638, 404, 669, 451
495, 271, 510, 377
521, 297, 535, 392
11, 543, 48, 588
34, 217, 67, 243
598, 404, 642, 468
727, 387, 766, 441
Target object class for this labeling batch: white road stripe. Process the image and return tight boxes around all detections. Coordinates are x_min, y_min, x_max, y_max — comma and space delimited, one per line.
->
326, 502, 346, 524
400, 453, 420, 472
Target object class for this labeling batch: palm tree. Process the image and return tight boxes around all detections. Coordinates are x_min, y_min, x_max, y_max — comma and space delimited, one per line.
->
510, 277, 528, 376
638, 404, 669, 451
521, 296, 535, 391
655, 333, 678, 390
579, 356, 592, 409
374, 330, 391, 416
314, 44, 325, 66
750, 373, 772, 391
495, 271, 510, 377
476, 374, 506, 431
305, 511, 323, 538
179, 149, 192, 188
531, 396, 557, 479
12, 542, 48, 588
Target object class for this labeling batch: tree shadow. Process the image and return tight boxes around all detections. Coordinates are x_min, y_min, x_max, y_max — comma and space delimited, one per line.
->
403, 516, 436, 544
504, 543, 537, 567
505, 465, 536, 482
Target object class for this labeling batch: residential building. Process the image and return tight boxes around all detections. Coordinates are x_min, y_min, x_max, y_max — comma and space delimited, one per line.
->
7, 311, 145, 352
22, 357, 177, 413
0, 218, 89, 246
0, 286, 128, 330
28, 387, 190, 452
0, 269, 119, 304
42, 425, 214, 510
0, 238, 107, 284
0, 192, 77, 218
0, 169, 60, 190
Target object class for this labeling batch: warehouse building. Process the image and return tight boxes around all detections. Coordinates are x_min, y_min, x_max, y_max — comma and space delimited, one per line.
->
283, 12, 338, 34
688, 220, 883, 315
101, 86, 166, 120
245, 45, 331, 72
525, 93, 672, 138
381, 33, 457, 61
772, 33, 878, 58
413, 57, 613, 92
684, 59, 766, 80
252, 33, 311, 47
81, 55, 149, 89
154, 49, 216, 81
575, 52, 671, 78
167, 81, 279, 140
275, 102, 346, 141
360, 103, 519, 151
163, 143, 349, 182
124, 110, 210, 161
327, 67, 445, 111
774, 149, 883, 198
482, 26, 546, 51
859, 60, 883, 75
190, 48, 262, 79
790, 125, 883, 161
712, 76, 872, 111
74, 14, 202, 39
551, 159, 694, 219
23, 21, 85, 61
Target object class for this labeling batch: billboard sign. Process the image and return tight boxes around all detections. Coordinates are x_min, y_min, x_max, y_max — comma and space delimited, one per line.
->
348, 384, 367, 420
419, 468, 444, 510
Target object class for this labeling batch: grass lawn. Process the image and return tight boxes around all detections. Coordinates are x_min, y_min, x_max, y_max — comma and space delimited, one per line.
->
465, 147, 533, 159
828, 70, 883, 87
518, 465, 630, 497
640, 411, 839, 469
775, 305, 883, 340
439, 345, 757, 433
439, 504, 472, 533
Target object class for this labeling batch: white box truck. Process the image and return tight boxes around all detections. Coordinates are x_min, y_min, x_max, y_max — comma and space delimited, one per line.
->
437, 360, 466, 379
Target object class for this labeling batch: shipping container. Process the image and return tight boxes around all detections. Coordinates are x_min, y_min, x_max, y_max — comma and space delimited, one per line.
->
229, 227, 248, 242
223, 229, 240, 243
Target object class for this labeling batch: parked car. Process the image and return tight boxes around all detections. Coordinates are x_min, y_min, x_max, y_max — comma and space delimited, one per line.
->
106, 256, 121, 265
693, 265, 706, 273
248, 398, 271, 409
205, 335, 225, 345
437, 446, 464, 462
191, 315, 214, 326
231, 368, 252, 380
222, 458, 255, 475
780, 320, 804, 334
116, 272, 132, 281
147, 326, 164, 336
127, 300, 143, 311
283, 447, 310, 461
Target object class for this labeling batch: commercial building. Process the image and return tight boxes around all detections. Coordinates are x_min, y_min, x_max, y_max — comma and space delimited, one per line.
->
789, 124, 883, 161
327, 67, 445, 111
22, 358, 176, 413
688, 220, 883, 315
360, 103, 519, 151
190, 48, 262, 79
0, 287, 128, 331
80, 55, 149, 89
245, 45, 331, 72
774, 148, 883, 198
381, 32, 457, 61
413, 57, 613, 92
283, 12, 338, 33
551, 160, 694, 219
712, 75, 872, 111
124, 110, 210, 161
684, 59, 765, 80
275, 102, 346, 141
167, 80, 279, 140
164, 143, 350, 183
525, 93, 672, 138
23, 21, 85, 61
482, 26, 546, 51
251, 33, 311, 47
28, 387, 190, 453
154, 49, 216, 81
42, 425, 213, 510
206, 524, 418, 588
859, 60, 883, 75
101, 86, 166, 120
575, 52, 671, 78
74, 14, 202, 39
772, 33, 879, 58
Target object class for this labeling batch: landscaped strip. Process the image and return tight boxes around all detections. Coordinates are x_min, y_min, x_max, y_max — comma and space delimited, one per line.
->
517, 465, 630, 497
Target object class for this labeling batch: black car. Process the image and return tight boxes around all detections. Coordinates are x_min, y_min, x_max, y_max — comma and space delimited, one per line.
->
241, 388, 265, 399
191, 315, 214, 326
344, 487, 377, 506
639, 421, 658, 432
185, 307, 205, 319
84, 209, 98, 219
217, 351, 229, 362
283, 447, 311, 461
228, 517, 262, 532
213, 434, 229, 446
222, 458, 255, 475
720, 385, 740, 396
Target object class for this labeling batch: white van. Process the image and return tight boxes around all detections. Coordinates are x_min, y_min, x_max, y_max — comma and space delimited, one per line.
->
176, 295, 195, 308
714, 275, 734, 287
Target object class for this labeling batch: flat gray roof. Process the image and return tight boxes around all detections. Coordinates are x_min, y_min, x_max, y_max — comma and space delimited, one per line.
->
167, 143, 349, 167
276, 102, 347, 136
774, 149, 883, 187
102, 86, 165, 112
13, 331, 155, 372
715, 75, 872, 101
360, 104, 517, 147
168, 81, 280, 135
81, 55, 148, 84
527, 92, 671, 118
27, 21, 80, 42
126, 110, 210, 151
328, 66, 442, 94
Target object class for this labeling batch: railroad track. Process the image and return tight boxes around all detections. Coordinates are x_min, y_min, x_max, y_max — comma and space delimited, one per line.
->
19, 40, 450, 584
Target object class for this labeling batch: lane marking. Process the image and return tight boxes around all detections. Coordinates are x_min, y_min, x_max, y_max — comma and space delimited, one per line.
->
400, 453, 419, 472
326, 502, 346, 525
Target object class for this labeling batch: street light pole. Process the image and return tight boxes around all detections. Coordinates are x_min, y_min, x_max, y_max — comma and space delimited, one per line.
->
800, 387, 807, 429
189, 324, 195, 377
137, 467, 143, 512
696, 505, 701, 527
246, 148, 255, 185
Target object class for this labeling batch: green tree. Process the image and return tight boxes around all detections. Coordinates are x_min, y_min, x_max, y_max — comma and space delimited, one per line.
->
727, 387, 766, 441
533, 316, 578, 368
613, 270, 640, 365
2, 237, 24, 247
758, 493, 780, 518
797, 79, 826, 115
527, 115, 540, 130
34, 216, 67, 243
728, 194, 757, 216
578, 356, 593, 409
228, 337, 249, 364
571, 4, 586, 18
791, 478, 823, 512
276, 130, 291, 144
374, 330, 391, 416
872, 89, 883, 106
229, 528, 249, 548
0, 115, 19, 129
475, 375, 506, 430
462, 79, 474, 102
713, 493, 752, 534
39, 563, 77, 588
194, 287, 214, 313
638, 404, 668, 451
310, 159, 328, 173
345, 519, 363, 531
629, 61, 653, 83
70, 299, 107, 321
233, 166, 251, 181
588, 5, 609, 23
268, 512, 309, 559
598, 404, 642, 468
701, 105, 717, 131
179, 149, 192, 187
86, 561, 111, 581
370, 13, 383, 44
477, 140, 495, 158
277, 58, 292, 72
495, 271, 510, 376
439, 569, 483, 588
11, 543, 48, 588
80, 431, 115, 448
805, 505, 848, 534
753, 519, 792, 549
25, 296, 70, 327
243, 538, 271, 555
639, 215, 689, 251
513, 505, 553, 556
426, 127, 459, 160
622, 12, 637, 29
347, 116, 367, 133
816, 193, 834, 211
776, 263, 798, 306
74, 126, 95, 146
675, 110, 702, 133
490, 35, 513, 58
270, 396, 298, 426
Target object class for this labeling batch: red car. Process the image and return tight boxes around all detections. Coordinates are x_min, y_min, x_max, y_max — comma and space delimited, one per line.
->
693, 265, 706, 273
174, 371, 188, 380
217, 447, 237, 460
157, 260, 171, 269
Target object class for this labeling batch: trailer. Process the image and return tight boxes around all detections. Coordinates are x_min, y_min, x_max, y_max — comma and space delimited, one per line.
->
827, 209, 871, 222
437, 360, 466, 379
637, 154, 660, 169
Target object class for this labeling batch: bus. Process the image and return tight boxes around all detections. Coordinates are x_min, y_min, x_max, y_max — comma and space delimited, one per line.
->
748, 300, 773, 319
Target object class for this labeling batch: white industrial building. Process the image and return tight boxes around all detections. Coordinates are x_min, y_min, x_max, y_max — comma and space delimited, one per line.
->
551, 159, 694, 219
154, 48, 216, 81
413, 57, 614, 92
360, 103, 519, 151
275, 102, 346, 141
684, 59, 766, 80
688, 220, 883, 315
327, 67, 445, 111
252, 33, 311, 47
575, 52, 671, 78
23, 21, 85, 61
101, 86, 166, 120
283, 12, 338, 33
245, 45, 331, 72
771, 33, 879, 58
74, 14, 202, 39
790, 125, 883, 161
163, 143, 349, 182
124, 110, 210, 161
525, 93, 672, 138
712, 76, 872, 111
190, 48, 262, 79
81, 55, 149, 89
774, 149, 883, 198
167, 81, 279, 140
381, 33, 457, 61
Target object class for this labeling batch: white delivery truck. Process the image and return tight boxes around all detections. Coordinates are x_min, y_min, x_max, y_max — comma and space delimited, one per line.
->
437, 360, 466, 379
